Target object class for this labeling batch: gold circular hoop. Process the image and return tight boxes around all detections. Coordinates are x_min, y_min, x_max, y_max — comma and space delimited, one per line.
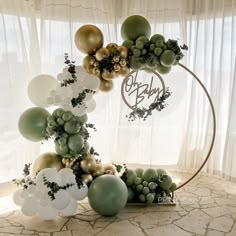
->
176, 63, 216, 190
120, 64, 216, 190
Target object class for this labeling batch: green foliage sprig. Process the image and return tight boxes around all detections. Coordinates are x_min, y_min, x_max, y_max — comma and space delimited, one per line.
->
42, 175, 74, 200
61, 53, 77, 87
126, 88, 172, 121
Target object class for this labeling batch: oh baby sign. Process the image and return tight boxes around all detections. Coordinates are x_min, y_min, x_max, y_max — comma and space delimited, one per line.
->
121, 70, 166, 111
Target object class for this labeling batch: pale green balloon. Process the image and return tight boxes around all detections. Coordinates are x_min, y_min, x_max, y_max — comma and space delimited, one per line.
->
18, 107, 50, 141
88, 175, 128, 216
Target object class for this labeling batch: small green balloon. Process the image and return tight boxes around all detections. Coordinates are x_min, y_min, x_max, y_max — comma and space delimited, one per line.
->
170, 182, 177, 192
64, 119, 81, 134
135, 168, 144, 178
62, 111, 73, 121
159, 175, 173, 190
160, 50, 176, 67
156, 169, 167, 176
156, 64, 172, 74
127, 187, 135, 202
18, 107, 50, 141
121, 15, 151, 41
143, 168, 157, 182
88, 175, 128, 216
126, 169, 137, 186
122, 39, 134, 49
68, 134, 84, 153
77, 114, 88, 124
150, 34, 165, 44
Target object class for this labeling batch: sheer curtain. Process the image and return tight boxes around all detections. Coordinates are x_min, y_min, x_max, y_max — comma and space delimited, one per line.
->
0, 0, 235, 182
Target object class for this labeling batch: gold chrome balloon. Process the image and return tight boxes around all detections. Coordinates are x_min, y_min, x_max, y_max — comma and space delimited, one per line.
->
82, 174, 93, 184
83, 55, 96, 70
92, 67, 101, 76
33, 152, 63, 175
106, 43, 118, 53
104, 165, 116, 175
99, 78, 113, 92
102, 69, 115, 80
117, 46, 128, 58
95, 48, 110, 61
93, 61, 100, 68
113, 56, 120, 63
119, 67, 130, 76
80, 154, 97, 173
114, 63, 121, 72
93, 164, 105, 177
120, 58, 127, 67
75, 25, 104, 54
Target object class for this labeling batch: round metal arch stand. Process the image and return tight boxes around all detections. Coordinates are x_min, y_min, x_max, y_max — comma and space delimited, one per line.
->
121, 63, 216, 191
176, 63, 216, 190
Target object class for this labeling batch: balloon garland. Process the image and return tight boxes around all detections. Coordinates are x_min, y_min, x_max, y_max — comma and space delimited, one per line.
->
13, 15, 214, 219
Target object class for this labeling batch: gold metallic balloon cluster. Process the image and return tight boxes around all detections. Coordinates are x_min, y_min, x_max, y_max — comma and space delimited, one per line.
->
74, 25, 130, 92
79, 154, 116, 184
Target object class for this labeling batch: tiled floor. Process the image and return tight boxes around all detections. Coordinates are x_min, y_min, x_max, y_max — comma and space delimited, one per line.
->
1, 173, 236, 236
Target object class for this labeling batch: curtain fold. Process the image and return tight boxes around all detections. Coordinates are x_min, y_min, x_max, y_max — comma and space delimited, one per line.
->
0, 0, 235, 182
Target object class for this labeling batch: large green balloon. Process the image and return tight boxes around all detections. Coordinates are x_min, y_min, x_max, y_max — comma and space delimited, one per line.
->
18, 107, 50, 141
121, 15, 151, 41
88, 175, 128, 216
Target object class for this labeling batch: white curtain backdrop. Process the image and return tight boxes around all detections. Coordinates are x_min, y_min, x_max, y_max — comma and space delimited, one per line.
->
0, 0, 235, 182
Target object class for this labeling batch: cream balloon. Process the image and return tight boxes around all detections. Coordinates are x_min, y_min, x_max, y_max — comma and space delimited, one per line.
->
27, 74, 58, 108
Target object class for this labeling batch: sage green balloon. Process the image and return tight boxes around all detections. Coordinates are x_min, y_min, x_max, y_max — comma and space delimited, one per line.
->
121, 15, 151, 41
143, 168, 157, 182
88, 175, 128, 216
18, 107, 50, 141
135, 168, 144, 178
67, 134, 84, 153
127, 187, 135, 202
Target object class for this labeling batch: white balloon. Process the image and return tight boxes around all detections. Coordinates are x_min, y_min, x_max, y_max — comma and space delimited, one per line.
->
38, 204, 58, 220
56, 84, 73, 99
83, 74, 100, 90
13, 189, 24, 206
86, 99, 96, 113
33, 190, 42, 199
60, 104, 71, 111
61, 97, 71, 107
70, 105, 86, 117
75, 66, 88, 79
21, 196, 39, 216
26, 185, 36, 194
27, 74, 58, 108
83, 92, 93, 102
59, 168, 76, 185
57, 73, 64, 81
51, 190, 70, 210
47, 97, 54, 105
21, 189, 30, 198
59, 199, 77, 217
39, 191, 51, 207
69, 183, 88, 201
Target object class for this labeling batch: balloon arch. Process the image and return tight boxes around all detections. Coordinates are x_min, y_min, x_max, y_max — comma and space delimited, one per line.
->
13, 15, 215, 219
